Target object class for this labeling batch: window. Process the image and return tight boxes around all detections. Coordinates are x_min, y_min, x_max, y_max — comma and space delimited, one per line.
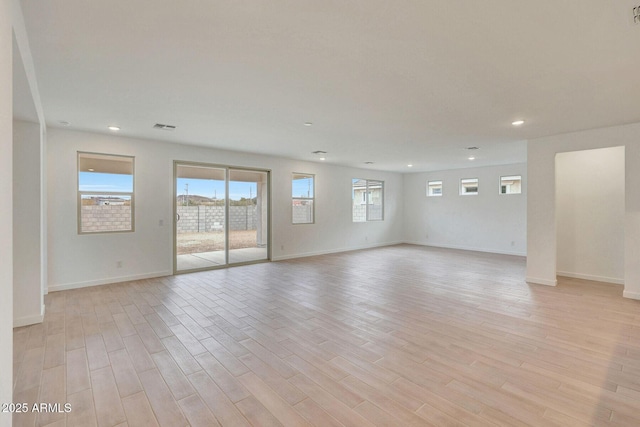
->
352, 179, 384, 222
78, 152, 134, 233
427, 180, 443, 197
292, 173, 314, 224
500, 175, 522, 194
460, 178, 478, 195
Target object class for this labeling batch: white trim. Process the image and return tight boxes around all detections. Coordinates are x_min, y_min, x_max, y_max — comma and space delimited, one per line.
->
48, 270, 172, 293
623, 290, 640, 300
403, 241, 526, 257
14, 305, 45, 328
273, 241, 405, 261
557, 271, 624, 285
526, 276, 557, 286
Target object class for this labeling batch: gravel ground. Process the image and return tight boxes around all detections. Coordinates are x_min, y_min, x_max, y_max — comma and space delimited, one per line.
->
177, 230, 258, 254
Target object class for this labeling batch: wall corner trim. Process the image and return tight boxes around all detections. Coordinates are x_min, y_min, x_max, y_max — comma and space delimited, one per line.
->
272, 241, 405, 262
14, 311, 44, 328
48, 270, 172, 293
526, 276, 557, 286
623, 290, 640, 300
556, 271, 624, 285
404, 241, 526, 257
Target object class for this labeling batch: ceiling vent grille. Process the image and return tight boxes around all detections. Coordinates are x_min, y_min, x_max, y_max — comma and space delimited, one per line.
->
466, 146, 480, 150
312, 150, 327, 154
153, 123, 177, 131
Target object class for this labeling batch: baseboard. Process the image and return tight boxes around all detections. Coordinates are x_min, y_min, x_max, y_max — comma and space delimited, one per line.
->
404, 241, 526, 257
48, 270, 172, 293
623, 290, 640, 300
525, 276, 557, 286
557, 271, 624, 285
272, 241, 405, 261
14, 305, 45, 328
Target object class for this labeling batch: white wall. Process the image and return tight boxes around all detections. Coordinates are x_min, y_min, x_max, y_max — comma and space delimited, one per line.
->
0, 0, 13, 424
47, 127, 404, 290
13, 119, 44, 325
527, 122, 640, 299
556, 147, 625, 284
403, 163, 527, 256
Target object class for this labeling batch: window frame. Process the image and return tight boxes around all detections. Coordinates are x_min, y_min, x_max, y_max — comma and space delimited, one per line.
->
427, 180, 443, 197
77, 151, 135, 234
499, 175, 522, 195
292, 172, 315, 225
352, 178, 384, 222
460, 178, 479, 196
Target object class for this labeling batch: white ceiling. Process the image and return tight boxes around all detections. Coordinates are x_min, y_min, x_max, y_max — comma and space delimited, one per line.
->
18, 0, 640, 172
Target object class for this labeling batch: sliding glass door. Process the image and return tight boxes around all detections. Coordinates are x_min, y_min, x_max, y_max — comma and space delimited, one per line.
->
174, 162, 269, 273
228, 169, 269, 264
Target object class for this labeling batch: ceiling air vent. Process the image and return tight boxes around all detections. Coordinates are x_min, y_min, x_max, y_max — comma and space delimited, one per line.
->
466, 146, 480, 150
312, 150, 327, 154
153, 123, 177, 131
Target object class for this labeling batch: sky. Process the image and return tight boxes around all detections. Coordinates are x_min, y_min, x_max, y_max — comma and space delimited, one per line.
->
80, 172, 314, 200
176, 178, 256, 201
292, 176, 313, 198
79, 172, 133, 193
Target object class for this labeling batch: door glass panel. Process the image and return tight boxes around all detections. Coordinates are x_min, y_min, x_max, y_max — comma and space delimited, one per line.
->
228, 169, 269, 264
175, 164, 226, 272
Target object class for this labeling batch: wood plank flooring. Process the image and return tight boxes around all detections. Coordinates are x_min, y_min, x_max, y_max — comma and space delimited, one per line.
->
12, 244, 640, 426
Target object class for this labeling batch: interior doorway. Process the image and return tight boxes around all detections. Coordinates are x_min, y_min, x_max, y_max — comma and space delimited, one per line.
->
174, 162, 270, 273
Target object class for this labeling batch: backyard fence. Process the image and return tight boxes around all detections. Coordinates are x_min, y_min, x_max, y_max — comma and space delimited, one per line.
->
177, 205, 257, 233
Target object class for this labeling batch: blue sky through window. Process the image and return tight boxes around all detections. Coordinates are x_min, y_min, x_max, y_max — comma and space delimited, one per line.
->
176, 178, 257, 201
292, 177, 313, 198
79, 172, 133, 192
80, 172, 260, 201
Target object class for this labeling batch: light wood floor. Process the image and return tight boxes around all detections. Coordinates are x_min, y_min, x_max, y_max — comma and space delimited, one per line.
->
13, 244, 640, 426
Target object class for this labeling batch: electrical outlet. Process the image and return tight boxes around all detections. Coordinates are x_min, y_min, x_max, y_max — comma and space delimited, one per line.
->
159, 219, 164, 226
280, 245, 284, 251
116, 261, 122, 268
511, 241, 515, 247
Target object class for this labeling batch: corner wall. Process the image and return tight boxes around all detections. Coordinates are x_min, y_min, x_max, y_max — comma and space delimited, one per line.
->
0, 0, 13, 424
556, 147, 625, 284
47, 127, 404, 290
13, 119, 43, 326
527, 122, 640, 298
403, 163, 527, 256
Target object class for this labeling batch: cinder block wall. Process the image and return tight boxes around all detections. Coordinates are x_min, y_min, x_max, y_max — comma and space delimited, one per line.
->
81, 205, 132, 232
176, 205, 257, 233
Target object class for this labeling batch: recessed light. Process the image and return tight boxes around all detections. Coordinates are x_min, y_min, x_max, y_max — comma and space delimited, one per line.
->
468, 156, 476, 160
319, 157, 326, 161
511, 120, 525, 126
108, 126, 120, 131
59, 121, 70, 127
88, 168, 95, 172
407, 164, 413, 168
304, 122, 313, 126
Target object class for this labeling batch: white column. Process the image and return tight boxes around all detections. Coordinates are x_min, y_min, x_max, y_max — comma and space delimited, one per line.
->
13, 120, 43, 326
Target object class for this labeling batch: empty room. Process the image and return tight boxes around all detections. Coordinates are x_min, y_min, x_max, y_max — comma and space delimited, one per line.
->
3, 1, 640, 426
